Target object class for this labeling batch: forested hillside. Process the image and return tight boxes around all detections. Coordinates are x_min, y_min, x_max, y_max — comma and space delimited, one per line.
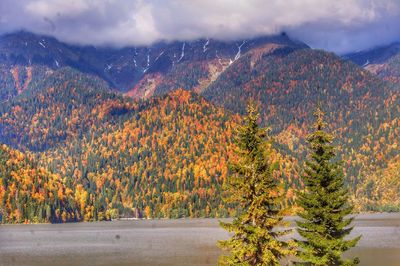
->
0, 144, 78, 223
0, 67, 125, 151
147, 43, 400, 211
0, 79, 300, 221
38, 89, 239, 219
201, 48, 400, 210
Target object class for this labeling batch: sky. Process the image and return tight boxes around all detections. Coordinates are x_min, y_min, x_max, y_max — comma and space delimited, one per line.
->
0, 0, 399, 54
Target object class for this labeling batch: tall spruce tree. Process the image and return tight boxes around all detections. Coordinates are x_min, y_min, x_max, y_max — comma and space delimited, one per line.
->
296, 106, 361, 265
218, 103, 294, 265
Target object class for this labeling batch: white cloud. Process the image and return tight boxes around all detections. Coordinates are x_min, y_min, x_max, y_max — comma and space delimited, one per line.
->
25, 0, 90, 18
0, 0, 399, 53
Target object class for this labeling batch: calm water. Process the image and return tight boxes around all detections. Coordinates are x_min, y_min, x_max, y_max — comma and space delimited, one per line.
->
0, 213, 399, 266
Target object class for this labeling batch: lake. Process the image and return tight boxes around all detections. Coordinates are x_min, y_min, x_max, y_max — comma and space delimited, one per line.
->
0, 213, 399, 265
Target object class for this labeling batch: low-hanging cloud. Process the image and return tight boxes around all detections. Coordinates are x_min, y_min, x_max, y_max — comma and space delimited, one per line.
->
0, 0, 399, 53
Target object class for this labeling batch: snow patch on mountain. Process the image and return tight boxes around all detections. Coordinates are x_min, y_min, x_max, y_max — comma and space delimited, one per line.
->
177, 43, 185, 62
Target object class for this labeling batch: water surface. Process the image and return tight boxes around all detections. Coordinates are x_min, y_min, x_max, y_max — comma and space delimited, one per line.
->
1, 213, 399, 265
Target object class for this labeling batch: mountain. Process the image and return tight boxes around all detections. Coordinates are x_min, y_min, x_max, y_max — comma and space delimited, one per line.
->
0, 67, 120, 151
1, 31, 400, 222
0, 31, 308, 94
0, 82, 300, 221
38, 89, 239, 219
344, 42, 400, 83
201, 47, 400, 210
344, 42, 400, 66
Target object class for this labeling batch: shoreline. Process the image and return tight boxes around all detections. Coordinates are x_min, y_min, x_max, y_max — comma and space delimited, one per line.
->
1, 211, 400, 226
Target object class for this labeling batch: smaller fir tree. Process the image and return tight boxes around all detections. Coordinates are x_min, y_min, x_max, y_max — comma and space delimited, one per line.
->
296, 105, 361, 265
219, 103, 294, 265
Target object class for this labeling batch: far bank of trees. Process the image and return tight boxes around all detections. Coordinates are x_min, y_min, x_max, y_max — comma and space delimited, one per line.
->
219, 103, 361, 265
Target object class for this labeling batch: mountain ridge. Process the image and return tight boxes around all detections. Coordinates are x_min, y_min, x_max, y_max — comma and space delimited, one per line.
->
0, 31, 309, 92
344, 42, 400, 83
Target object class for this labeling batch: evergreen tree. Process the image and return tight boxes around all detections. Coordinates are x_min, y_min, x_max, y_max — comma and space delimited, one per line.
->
296, 106, 361, 265
218, 103, 294, 265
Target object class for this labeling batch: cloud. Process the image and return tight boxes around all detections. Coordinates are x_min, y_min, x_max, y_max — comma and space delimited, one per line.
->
0, 0, 399, 53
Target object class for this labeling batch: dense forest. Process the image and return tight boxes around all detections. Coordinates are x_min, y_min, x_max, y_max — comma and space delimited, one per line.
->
0, 67, 300, 221
143, 46, 400, 212
0, 144, 78, 223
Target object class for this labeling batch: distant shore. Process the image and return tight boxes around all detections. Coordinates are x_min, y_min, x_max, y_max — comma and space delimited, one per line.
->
2, 211, 400, 225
